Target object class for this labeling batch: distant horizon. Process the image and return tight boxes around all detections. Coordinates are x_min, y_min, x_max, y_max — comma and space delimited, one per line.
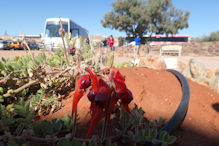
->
0, 0, 219, 38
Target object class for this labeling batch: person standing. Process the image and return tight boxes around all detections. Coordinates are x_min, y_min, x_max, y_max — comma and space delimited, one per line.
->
103, 37, 108, 53
134, 35, 141, 54
108, 35, 115, 51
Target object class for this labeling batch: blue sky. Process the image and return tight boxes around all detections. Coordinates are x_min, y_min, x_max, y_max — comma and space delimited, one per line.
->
0, 0, 219, 38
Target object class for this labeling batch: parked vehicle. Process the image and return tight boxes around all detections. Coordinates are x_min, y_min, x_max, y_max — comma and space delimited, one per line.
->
0, 39, 9, 50
42, 18, 89, 50
9, 41, 23, 50
29, 43, 39, 50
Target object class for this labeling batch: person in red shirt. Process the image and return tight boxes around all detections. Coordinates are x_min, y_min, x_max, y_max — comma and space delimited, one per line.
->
107, 35, 114, 51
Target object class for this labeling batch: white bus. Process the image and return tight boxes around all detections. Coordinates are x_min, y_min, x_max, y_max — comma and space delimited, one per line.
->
43, 18, 89, 50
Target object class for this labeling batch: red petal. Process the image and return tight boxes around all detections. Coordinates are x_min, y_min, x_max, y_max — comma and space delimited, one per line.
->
72, 89, 85, 118
123, 103, 131, 114
98, 79, 110, 94
107, 97, 117, 124
114, 78, 127, 93
87, 67, 98, 92
86, 104, 103, 137
78, 74, 90, 89
115, 71, 125, 82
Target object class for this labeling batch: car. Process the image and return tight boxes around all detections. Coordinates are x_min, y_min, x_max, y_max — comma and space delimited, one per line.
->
9, 41, 23, 50
29, 43, 39, 50
0, 39, 9, 50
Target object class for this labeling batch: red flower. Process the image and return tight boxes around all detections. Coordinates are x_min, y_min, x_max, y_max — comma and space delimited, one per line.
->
72, 68, 133, 137
112, 70, 133, 113
72, 75, 90, 117
86, 67, 115, 136
78, 74, 90, 90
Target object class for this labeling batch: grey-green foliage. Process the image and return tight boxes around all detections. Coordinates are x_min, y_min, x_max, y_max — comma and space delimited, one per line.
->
30, 88, 45, 107
118, 104, 176, 145
0, 99, 35, 136
192, 30, 219, 42
47, 50, 64, 67
113, 62, 133, 68
101, 0, 189, 37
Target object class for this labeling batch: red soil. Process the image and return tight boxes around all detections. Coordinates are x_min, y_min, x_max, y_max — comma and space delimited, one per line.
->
40, 67, 219, 146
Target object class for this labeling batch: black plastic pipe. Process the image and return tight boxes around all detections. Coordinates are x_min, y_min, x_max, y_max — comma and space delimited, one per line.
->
145, 69, 190, 146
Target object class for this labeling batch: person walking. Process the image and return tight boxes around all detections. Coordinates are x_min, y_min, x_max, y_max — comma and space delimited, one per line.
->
134, 35, 141, 55
108, 35, 115, 51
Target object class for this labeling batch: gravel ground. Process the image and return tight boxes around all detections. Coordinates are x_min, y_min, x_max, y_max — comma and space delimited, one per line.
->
114, 54, 219, 72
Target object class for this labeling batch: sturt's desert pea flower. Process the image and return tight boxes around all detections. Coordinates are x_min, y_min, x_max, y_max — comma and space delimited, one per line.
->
72, 74, 90, 117
111, 69, 133, 113
71, 67, 133, 137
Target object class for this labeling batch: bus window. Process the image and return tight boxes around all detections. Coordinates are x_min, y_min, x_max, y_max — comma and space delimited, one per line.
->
71, 29, 79, 38
45, 21, 68, 37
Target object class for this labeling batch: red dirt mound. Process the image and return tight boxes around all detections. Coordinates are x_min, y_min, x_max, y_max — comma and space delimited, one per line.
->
40, 67, 219, 146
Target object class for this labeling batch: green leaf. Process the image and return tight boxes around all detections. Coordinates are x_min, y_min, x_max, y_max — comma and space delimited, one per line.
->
0, 61, 5, 70
152, 138, 160, 145
112, 143, 117, 146
13, 104, 26, 117
159, 131, 168, 141
150, 128, 157, 139
27, 61, 35, 69
22, 143, 30, 146
7, 141, 18, 146
3, 118, 15, 126
127, 130, 134, 137
21, 88, 29, 97
138, 129, 144, 141
72, 139, 82, 146
149, 121, 154, 127
24, 101, 30, 112
52, 119, 63, 132
161, 143, 167, 146
20, 98, 25, 106
166, 136, 176, 144
0, 96, 4, 103
33, 121, 53, 136
14, 123, 25, 136
2, 57, 6, 62
0, 87, 4, 94
89, 140, 98, 146
158, 117, 166, 126
106, 139, 112, 146
26, 111, 35, 123
57, 138, 72, 146
144, 127, 150, 138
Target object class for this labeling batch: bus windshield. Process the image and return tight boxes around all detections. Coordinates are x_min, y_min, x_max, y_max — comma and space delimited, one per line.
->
45, 21, 68, 37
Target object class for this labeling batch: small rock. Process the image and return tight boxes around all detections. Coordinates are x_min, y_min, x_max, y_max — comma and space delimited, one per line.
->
189, 58, 206, 79
215, 68, 219, 77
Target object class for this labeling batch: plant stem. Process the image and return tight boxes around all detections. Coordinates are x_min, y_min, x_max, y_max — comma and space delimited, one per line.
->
72, 107, 77, 138
61, 31, 69, 66
3, 79, 39, 98
21, 33, 34, 61
122, 106, 127, 134
100, 96, 112, 144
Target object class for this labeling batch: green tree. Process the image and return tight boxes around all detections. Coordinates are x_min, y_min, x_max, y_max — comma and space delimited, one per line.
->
101, 0, 190, 37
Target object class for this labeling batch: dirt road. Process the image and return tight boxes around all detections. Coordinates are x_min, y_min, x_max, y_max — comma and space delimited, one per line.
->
0, 50, 218, 72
